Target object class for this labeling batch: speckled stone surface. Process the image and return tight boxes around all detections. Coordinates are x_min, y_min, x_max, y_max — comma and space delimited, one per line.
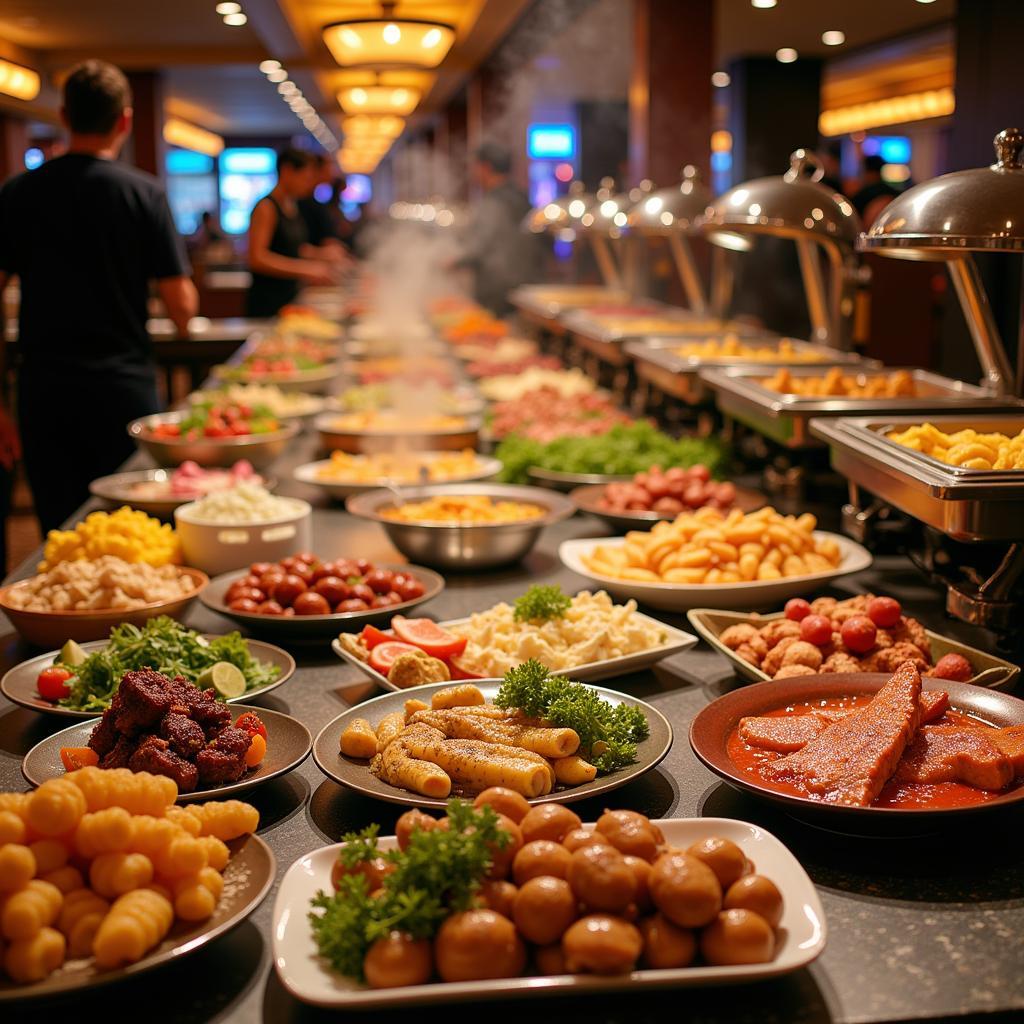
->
1, 432, 1022, 1022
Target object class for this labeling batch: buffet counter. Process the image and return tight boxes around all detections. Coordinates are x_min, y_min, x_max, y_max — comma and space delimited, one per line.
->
1, 428, 1021, 1023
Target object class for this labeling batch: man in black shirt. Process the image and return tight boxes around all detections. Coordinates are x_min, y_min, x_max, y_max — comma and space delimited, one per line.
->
0, 60, 197, 533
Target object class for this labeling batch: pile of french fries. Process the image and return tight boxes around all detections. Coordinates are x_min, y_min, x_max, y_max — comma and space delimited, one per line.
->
580, 506, 841, 585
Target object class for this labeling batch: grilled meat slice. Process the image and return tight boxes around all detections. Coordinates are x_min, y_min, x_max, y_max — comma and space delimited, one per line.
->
893, 726, 1013, 791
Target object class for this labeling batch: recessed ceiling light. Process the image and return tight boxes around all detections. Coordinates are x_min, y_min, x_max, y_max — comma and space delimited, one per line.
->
222, 12, 247, 26
216, 2, 240, 13
915, 0, 937, 4
267, 68, 287, 82
259, 59, 280, 74
711, 71, 731, 88
822, 30, 845, 46
775, 47, 798, 63
751, 0, 777, 8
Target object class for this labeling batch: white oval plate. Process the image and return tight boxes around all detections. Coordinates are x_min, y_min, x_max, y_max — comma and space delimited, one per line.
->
559, 532, 872, 611
272, 816, 826, 1008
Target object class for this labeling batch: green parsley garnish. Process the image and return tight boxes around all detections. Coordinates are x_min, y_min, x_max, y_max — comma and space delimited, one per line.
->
494, 659, 649, 773
513, 584, 572, 623
309, 800, 511, 980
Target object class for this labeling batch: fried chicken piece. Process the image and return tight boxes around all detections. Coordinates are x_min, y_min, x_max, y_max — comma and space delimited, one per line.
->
822, 652, 863, 674
763, 636, 799, 676
720, 624, 761, 650
890, 617, 931, 660
862, 642, 930, 674
89, 709, 120, 758
195, 726, 251, 786
759, 619, 801, 650
809, 597, 837, 618
110, 668, 175, 734
128, 735, 199, 792
98, 734, 139, 770
774, 664, 817, 679
160, 711, 206, 759
735, 642, 764, 667
831, 597, 870, 624
873, 629, 894, 650
780, 640, 824, 671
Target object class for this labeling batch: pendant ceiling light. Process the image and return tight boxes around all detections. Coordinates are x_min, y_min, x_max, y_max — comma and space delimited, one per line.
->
342, 114, 405, 139
337, 84, 421, 115
323, 3, 455, 70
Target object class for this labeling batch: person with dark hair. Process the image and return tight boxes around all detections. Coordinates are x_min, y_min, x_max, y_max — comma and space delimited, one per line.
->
0, 58, 197, 535
245, 148, 339, 316
819, 141, 844, 195
852, 154, 901, 225
456, 142, 538, 314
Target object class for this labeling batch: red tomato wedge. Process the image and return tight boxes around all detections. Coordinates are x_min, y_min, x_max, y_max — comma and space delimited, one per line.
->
391, 617, 468, 659
360, 624, 394, 649
368, 641, 421, 675
448, 655, 484, 681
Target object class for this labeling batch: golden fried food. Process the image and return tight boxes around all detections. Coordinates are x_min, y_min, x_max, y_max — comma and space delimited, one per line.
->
887, 422, 1024, 470
381, 494, 545, 525
762, 367, 917, 398
314, 448, 486, 485
328, 410, 467, 433
672, 336, 825, 362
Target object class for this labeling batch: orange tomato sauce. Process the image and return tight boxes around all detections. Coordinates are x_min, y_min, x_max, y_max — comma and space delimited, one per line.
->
726, 695, 1016, 810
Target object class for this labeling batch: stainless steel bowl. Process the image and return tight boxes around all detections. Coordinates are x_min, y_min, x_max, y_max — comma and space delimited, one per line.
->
128, 413, 300, 469
89, 468, 277, 518
346, 482, 575, 569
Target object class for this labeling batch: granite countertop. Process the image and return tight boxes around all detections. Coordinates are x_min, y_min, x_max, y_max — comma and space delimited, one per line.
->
1, 430, 1021, 1022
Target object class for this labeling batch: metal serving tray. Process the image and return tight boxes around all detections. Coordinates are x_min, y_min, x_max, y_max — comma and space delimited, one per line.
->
507, 284, 633, 323
810, 413, 1024, 541
702, 366, 1023, 448
624, 334, 870, 405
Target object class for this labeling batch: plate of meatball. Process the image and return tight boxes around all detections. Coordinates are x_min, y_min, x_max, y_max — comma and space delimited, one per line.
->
22, 668, 313, 801
687, 595, 1019, 690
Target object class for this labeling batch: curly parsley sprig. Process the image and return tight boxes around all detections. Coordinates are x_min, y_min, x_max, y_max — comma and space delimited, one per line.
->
513, 584, 573, 623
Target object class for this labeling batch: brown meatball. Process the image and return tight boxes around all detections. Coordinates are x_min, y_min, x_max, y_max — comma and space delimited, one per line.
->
700, 909, 775, 966
519, 804, 582, 844
649, 851, 722, 928
596, 809, 663, 844
622, 855, 652, 912
474, 787, 531, 824
639, 913, 697, 969
562, 828, 608, 854
363, 931, 433, 988
533, 943, 567, 976
724, 874, 784, 929
434, 909, 526, 982
513, 876, 578, 945
686, 837, 749, 889
594, 811, 659, 862
478, 879, 518, 919
562, 915, 642, 975
512, 840, 572, 885
567, 845, 637, 913
395, 809, 437, 851
487, 814, 523, 880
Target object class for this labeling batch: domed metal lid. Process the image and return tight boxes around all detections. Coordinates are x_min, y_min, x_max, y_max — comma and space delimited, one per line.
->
627, 165, 712, 234
701, 149, 860, 250
860, 128, 1024, 258
578, 177, 635, 236
523, 180, 591, 233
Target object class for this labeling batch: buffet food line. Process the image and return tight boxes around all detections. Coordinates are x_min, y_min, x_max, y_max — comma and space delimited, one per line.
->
0, 275, 1022, 1024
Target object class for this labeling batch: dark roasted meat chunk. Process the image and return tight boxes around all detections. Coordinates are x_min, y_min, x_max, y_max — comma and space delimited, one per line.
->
98, 734, 139, 770
110, 668, 175, 733
88, 709, 120, 758
160, 711, 206, 759
195, 726, 251, 785
128, 734, 199, 792
188, 690, 232, 739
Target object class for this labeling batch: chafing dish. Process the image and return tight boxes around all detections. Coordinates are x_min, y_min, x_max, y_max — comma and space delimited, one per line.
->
703, 367, 1022, 448
624, 335, 868, 405
507, 284, 632, 328
810, 414, 1024, 541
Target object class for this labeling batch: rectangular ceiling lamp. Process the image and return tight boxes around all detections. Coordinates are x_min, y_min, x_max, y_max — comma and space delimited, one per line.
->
0, 58, 40, 100
342, 114, 404, 139
819, 88, 954, 136
164, 117, 225, 157
337, 85, 420, 115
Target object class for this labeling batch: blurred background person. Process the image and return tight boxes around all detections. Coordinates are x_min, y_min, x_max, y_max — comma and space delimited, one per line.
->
852, 154, 902, 228
455, 142, 538, 315
819, 141, 845, 195
0, 59, 196, 534
245, 148, 338, 316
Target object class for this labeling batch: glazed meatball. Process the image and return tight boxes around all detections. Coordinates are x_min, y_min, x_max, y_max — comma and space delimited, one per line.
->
686, 837, 748, 889
519, 804, 581, 844
639, 912, 697, 969
562, 828, 608, 854
486, 814, 523, 880
363, 931, 432, 989
622, 855, 652, 912
724, 874, 784, 928
434, 910, 526, 982
533, 944, 567, 975
562, 915, 642, 975
567, 845, 637, 913
594, 810, 659, 862
395, 809, 437, 851
474, 787, 531, 824
700, 909, 775, 966
649, 852, 722, 929
512, 840, 572, 885
513, 876, 577, 945
478, 879, 517, 919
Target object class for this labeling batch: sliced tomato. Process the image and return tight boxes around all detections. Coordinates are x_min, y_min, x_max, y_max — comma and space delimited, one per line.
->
391, 617, 468, 659
360, 624, 394, 649
368, 641, 421, 675
447, 655, 484, 681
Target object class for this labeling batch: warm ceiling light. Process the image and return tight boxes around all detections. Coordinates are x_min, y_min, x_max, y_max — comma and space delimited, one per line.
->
0, 57, 40, 101
216, 2, 240, 13
711, 130, 733, 152
322, 4, 455, 70
711, 71, 730, 88
278, 81, 297, 94
337, 85, 420, 115
821, 30, 845, 45
775, 47, 798, 63
223, 12, 247, 26
164, 117, 224, 157
344, 136, 392, 155
751, 0, 777, 7
267, 68, 288, 83
259, 59, 280, 74
915, 0, 937, 4
819, 87, 955, 135
342, 114, 404, 138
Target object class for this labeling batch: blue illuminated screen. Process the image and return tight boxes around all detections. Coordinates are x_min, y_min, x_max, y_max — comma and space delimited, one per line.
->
166, 149, 214, 175
343, 174, 372, 204
219, 148, 278, 235
528, 124, 575, 160
862, 136, 911, 164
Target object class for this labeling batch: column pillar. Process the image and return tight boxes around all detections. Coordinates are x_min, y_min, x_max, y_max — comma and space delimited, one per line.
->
125, 71, 165, 178
629, 0, 712, 187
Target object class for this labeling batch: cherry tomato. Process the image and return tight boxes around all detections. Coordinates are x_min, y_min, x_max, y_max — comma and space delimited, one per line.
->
364, 568, 395, 595
237, 574, 262, 590
259, 568, 287, 591
229, 598, 261, 613
336, 598, 369, 613
290, 562, 315, 586
331, 855, 390, 893
314, 576, 350, 606
334, 559, 360, 579
391, 616, 468, 659
369, 640, 421, 674
38, 666, 74, 702
257, 600, 285, 616
930, 652, 972, 682
361, 624, 393, 648
271, 574, 307, 608
799, 614, 834, 647
395, 576, 425, 601
350, 583, 376, 605
784, 598, 812, 622
226, 586, 265, 605
311, 562, 340, 582
293, 551, 318, 566
355, 559, 373, 575
235, 711, 267, 740
841, 615, 878, 654
293, 591, 331, 616
866, 596, 902, 629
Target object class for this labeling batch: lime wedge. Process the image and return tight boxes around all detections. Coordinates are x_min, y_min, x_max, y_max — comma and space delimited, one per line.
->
198, 661, 246, 699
